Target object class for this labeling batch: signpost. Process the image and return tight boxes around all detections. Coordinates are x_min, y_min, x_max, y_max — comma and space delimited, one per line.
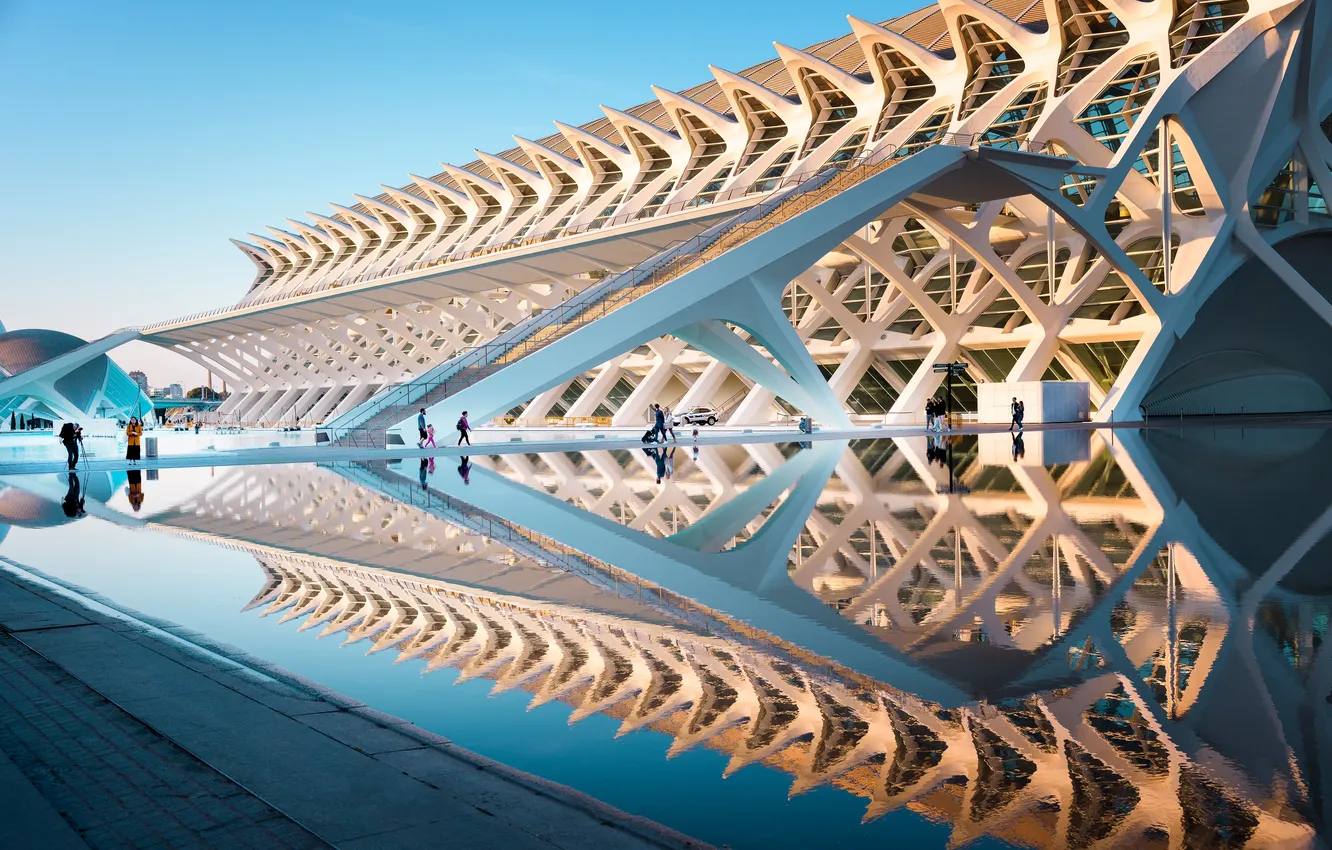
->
931, 361, 969, 430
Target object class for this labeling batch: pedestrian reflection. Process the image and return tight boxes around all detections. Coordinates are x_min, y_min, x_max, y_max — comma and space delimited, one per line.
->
61, 472, 85, 518
126, 469, 144, 512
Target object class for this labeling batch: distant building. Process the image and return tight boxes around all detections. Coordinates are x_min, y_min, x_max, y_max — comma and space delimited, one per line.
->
166, 383, 184, 399
0, 328, 154, 427
128, 370, 149, 395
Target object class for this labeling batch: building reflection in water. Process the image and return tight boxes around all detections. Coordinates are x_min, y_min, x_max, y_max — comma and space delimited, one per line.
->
101, 430, 1330, 847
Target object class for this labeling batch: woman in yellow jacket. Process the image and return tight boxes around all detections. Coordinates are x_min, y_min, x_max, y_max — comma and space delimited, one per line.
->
125, 417, 143, 464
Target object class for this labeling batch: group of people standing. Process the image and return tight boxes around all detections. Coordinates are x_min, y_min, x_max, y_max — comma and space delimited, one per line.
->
417, 408, 471, 448
924, 397, 948, 432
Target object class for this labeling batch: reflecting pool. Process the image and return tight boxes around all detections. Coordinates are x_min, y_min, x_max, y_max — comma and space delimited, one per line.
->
0, 427, 1325, 848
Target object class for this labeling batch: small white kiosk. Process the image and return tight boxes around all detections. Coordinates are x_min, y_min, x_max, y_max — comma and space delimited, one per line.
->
977, 381, 1091, 425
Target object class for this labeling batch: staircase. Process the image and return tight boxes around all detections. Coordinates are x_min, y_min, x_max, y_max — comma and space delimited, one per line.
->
320, 137, 986, 447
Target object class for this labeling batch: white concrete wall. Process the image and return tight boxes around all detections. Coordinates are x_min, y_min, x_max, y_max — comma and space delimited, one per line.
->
978, 381, 1090, 425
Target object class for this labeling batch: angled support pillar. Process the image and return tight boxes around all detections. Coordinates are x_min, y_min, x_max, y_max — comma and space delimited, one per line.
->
610, 338, 688, 426
673, 319, 832, 422
667, 444, 826, 553
566, 358, 627, 418
740, 441, 845, 591
704, 275, 853, 427
674, 359, 732, 413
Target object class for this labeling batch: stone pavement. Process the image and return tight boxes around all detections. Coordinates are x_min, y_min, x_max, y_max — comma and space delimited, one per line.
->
0, 632, 324, 849
0, 562, 707, 850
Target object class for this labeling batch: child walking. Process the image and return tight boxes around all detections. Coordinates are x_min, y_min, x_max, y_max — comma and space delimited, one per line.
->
424, 423, 437, 448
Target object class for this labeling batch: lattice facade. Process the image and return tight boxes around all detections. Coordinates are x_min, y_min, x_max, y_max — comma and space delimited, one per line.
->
143, 0, 1330, 427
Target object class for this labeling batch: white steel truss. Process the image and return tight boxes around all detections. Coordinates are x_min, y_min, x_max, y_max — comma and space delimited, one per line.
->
140, 0, 1332, 430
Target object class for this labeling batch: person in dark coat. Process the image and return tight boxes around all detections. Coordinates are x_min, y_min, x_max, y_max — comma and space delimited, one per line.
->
59, 422, 81, 470
652, 404, 667, 443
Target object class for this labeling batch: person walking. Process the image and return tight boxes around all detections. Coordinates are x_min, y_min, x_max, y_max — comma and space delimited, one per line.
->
652, 404, 667, 444
424, 423, 437, 448
457, 456, 472, 485
457, 411, 471, 446
664, 406, 677, 443
417, 409, 428, 448
1009, 397, 1023, 432
125, 417, 143, 464
58, 422, 81, 470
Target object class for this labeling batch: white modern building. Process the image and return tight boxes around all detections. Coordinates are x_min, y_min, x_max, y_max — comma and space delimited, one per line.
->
131, 0, 1331, 441
0, 326, 153, 429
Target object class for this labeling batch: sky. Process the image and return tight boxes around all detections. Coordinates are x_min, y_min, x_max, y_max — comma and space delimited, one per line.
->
0, 0, 917, 388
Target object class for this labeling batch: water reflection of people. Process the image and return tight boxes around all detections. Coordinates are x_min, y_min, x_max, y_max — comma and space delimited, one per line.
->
126, 470, 144, 512
643, 446, 671, 484
926, 435, 948, 467
61, 473, 86, 518
418, 458, 429, 490
457, 456, 471, 485
1011, 431, 1026, 462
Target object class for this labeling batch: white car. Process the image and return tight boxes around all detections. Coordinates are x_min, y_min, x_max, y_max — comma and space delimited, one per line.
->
678, 407, 719, 426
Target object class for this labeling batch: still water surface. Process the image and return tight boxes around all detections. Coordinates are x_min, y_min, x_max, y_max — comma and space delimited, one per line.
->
0, 427, 1323, 848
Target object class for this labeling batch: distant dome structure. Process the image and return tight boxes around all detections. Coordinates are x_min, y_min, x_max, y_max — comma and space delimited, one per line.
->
0, 484, 76, 527
0, 326, 153, 429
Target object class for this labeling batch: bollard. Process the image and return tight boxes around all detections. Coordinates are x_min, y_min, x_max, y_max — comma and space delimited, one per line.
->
145, 436, 158, 458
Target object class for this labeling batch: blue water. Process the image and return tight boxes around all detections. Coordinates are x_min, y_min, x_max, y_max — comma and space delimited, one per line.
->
0, 511, 993, 849
4, 426, 1326, 848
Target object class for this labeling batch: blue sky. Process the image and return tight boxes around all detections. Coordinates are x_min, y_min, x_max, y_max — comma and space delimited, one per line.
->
0, 0, 914, 386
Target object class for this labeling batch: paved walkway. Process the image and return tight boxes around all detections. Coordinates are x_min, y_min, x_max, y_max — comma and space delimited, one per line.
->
0, 562, 706, 850
0, 418, 1137, 477
4, 413, 1329, 479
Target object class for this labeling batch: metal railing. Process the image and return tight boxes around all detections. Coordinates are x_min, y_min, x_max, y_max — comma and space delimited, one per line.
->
142, 134, 1055, 334
319, 134, 1060, 447
492, 415, 614, 427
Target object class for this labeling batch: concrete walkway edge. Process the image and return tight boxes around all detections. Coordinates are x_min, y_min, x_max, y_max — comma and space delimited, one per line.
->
0, 557, 710, 850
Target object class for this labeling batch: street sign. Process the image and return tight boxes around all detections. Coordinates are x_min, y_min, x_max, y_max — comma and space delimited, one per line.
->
931, 362, 969, 429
